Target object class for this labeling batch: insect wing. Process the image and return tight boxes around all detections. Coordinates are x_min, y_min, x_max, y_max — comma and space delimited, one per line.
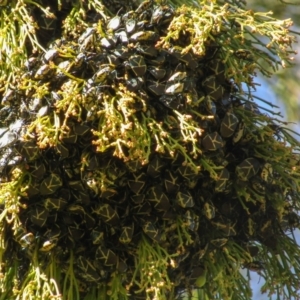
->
202, 132, 223, 151
130, 31, 158, 42
137, 44, 158, 57
204, 97, 217, 115
128, 173, 147, 194
44, 197, 67, 211
125, 18, 136, 33
147, 185, 170, 212
0, 130, 16, 149
96, 245, 118, 266
142, 221, 161, 242
147, 155, 164, 178
43, 49, 58, 63
164, 170, 179, 194
232, 122, 244, 144
20, 233, 35, 248
17, 141, 40, 161
148, 67, 166, 80
220, 112, 239, 138
128, 55, 147, 77
40, 239, 57, 252
107, 16, 121, 31
78, 27, 95, 44
215, 168, 230, 192
35, 64, 52, 80
135, 0, 152, 14
236, 158, 260, 181
91, 227, 104, 245
96, 204, 120, 226
14, 227, 27, 243
165, 82, 184, 95
68, 224, 85, 241
40, 174, 62, 195
148, 82, 166, 96
0, 127, 9, 137
78, 256, 101, 282
208, 59, 225, 81
30, 206, 49, 227
116, 258, 128, 273
119, 224, 134, 244
30, 161, 46, 178
167, 72, 187, 83
176, 191, 194, 208
93, 66, 113, 83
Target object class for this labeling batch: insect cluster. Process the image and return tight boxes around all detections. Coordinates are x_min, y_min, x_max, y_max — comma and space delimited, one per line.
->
0, 1, 300, 299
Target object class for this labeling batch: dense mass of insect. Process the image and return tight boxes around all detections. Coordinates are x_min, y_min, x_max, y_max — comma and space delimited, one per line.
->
0, 0, 299, 299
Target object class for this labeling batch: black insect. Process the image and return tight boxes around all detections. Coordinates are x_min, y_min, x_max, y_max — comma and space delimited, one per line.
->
92, 204, 120, 226
130, 31, 158, 42
220, 112, 239, 138
142, 221, 161, 242
215, 168, 230, 192
127, 55, 147, 77
165, 82, 184, 95
236, 158, 260, 181
147, 185, 170, 212
148, 67, 166, 80
96, 245, 118, 267
164, 170, 180, 194
34, 64, 53, 80
119, 224, 134, 244
16, 141, 40, 161
78, 256, 101, 282
176, 190, 194, 208
151, 5, 174, 26
68, 223, 85, 241
126, 77, 144, 92
30, 205, 49, 227
19, 233, 35, 249
202, 132, 223, 151
107, 16, 121, 31
43, 49, 59, 63
39, 173, 62, 195
44, 197, 67, 211
128, 172, 147, 194
132, 201, 151, 216
159, 94, 183, 110
135, 0, 153, 14
125, 18, 136, 34
137, 44, 158, 57
147, 155, 165, 178
91, 227, 104, 245
0, 127, 17, 149
2, 88, 16, 105
147, 81, 166, 96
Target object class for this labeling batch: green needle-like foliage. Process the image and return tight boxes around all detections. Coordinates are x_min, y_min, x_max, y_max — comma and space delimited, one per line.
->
0, 1, 300, 300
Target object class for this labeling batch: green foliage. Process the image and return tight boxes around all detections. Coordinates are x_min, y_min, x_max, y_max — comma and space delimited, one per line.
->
245, 0, 300, 121
0, 1, 300, 300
